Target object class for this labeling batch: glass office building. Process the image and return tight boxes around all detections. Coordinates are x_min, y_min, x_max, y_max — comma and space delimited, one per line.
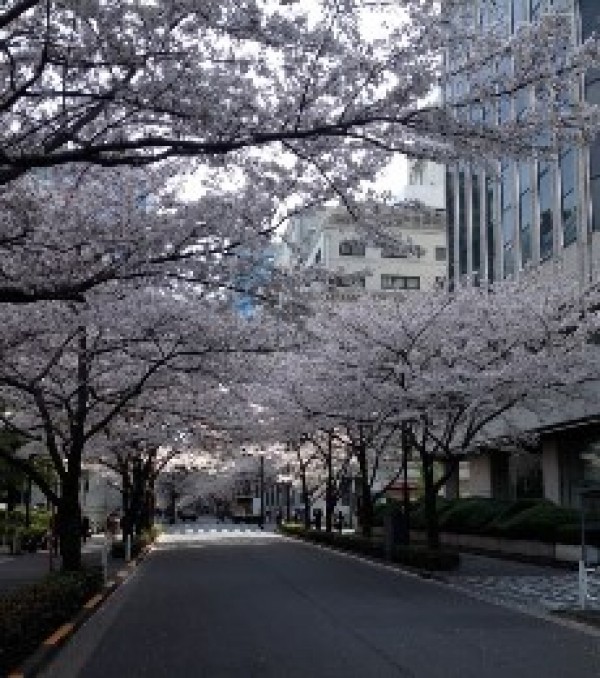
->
445, 0, 600, 286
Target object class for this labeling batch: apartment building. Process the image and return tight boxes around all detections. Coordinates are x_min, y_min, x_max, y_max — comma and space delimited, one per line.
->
277, 204, 447, 298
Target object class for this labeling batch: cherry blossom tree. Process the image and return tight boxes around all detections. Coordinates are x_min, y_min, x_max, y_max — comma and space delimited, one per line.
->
0, 280, 294, 569
0, 0, 596, 189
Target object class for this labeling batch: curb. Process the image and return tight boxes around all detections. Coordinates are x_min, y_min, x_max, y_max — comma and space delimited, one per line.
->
7, 545, 153, 678
280, 533, 600, 640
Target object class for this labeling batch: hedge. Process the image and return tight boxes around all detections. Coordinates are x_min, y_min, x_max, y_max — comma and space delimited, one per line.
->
0, 567, 103, 675
489, 502, 580, 543
410, 497, 598, 546
279, 524, 460, 571
438, 498, 510, 535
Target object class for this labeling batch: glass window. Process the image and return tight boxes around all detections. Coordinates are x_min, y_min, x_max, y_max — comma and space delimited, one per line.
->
333, 274, 365, 288
519, 162, 533, 265
538, 161, 554, 260
560, 149, 578, 247
486, 177, 495, 282
381, 244, 407, 258
381, 275, 420, 291
530, 0, 545, 21
513, 0, 528, 25
338, 240, 365, 256
501, 163, 515, 277
435, 246, 447, 262
515, 88, 529, 121
458, 171, 468, 275
447, 171, 455, 282
579, 0, 599, 41
472, 174, 481, 273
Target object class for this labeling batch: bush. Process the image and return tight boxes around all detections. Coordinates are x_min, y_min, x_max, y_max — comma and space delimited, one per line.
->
438, 497, 510, 534
0, 567, 102, 675
485, 499, 551, 535
18, 526, 48, 552
409, 497, 454, 530
491, 502, 579, 543
279, 524, 459, 570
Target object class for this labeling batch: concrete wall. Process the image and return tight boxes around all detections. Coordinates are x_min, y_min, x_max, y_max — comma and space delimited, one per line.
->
467, 456, 492, 497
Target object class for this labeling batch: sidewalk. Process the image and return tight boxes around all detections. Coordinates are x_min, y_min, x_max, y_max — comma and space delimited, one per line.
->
444, 551, 600, 613
0, 535, 122, 595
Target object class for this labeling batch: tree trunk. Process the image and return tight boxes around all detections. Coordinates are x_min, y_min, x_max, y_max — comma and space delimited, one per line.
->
140, 477, 155, 532
422, 454, 440, 550
325, 434, 334, 533
355, 433, 373, 539
443, 458, 460, 499
401, 424, 411, 545
300, 470, 311, 530
58, 476, 82, 571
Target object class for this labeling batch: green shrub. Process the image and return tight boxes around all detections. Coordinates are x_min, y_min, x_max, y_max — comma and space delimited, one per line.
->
279, 524, 459, 570
0, 567, 102, 675
492, 502, 579, 543
18, 526, 48, 552
486, 499, 552, 535
438, 497, 510, 534
409, 497, 454, 530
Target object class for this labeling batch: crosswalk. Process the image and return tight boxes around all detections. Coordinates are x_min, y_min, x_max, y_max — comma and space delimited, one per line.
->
157, 523, 281, 546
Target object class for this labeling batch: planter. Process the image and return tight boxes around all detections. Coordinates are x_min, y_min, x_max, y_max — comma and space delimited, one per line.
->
410, 530, 599, 564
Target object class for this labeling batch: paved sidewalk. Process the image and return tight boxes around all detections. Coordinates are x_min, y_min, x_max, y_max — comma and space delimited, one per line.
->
445, 552, 600, 612
0, 535, 122, 595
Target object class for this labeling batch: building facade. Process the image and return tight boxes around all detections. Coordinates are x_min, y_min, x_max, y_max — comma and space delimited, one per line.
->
278, 205, 447, 298
444, 0, 600, 508
446, 0, 600, 287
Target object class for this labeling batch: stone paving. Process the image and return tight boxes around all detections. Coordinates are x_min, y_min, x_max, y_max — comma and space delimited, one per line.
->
448, 568, 600, 612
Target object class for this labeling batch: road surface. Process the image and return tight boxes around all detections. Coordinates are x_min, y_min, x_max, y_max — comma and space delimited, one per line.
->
40, 522, 600, 677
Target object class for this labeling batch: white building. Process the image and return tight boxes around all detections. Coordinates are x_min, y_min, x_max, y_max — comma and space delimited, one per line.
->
277, 204, 447, 297
397, 159, 445, 210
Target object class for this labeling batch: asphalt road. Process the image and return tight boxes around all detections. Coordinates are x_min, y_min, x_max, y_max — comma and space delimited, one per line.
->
40, 525, 600, 678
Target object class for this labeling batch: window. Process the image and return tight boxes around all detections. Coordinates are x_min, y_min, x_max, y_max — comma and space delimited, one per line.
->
560, 149, 578, 247
519, 162, 533, 265
381, 244, 407, 258
338, 239, 365, 256
331, 274, 365, 288
501, 162, 515, 277
472, 174, 481, 273
486, 177, 495, 282
538, 161, 554, 259
435, 246, 447, 261
458, 171, 468, 275
446, 170, 455, 283
381, 275, 420, 290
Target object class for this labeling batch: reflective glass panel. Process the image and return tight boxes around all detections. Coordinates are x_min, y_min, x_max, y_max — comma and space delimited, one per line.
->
538, 161, 554, 259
